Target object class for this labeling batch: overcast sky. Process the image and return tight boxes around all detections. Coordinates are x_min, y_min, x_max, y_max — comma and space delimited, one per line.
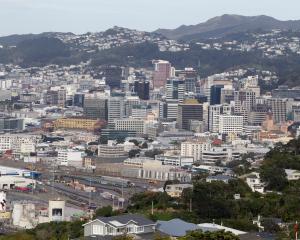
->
1, 0, 300, 36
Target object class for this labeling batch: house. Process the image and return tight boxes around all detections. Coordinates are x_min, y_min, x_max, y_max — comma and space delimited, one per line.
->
206, 174, 234, 184
83, 214, 156, 238
285, 169, 300, 181
246, 172, 265, 193
165, 184, 193, 197
156, 219, 202, 237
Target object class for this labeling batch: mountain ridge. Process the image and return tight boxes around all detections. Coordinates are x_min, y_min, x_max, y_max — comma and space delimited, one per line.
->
155, 14, 300, 40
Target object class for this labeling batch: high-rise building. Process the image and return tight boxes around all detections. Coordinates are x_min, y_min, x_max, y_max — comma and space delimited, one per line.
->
83, 94, 108, 120
134, 80, 150, 100
44, 88, 66, 107
177, 99, 203, 130
107, 97, 125, 128
73, 93, 85, 108
219, 115, 244, 134
208, 104, 232, 132
153, 60, 172, 88
166, 79, 185, 101
266, 98, 288, 123
101, 66, 122, 89
210, 85, 224, 105
177, 68, 198, 93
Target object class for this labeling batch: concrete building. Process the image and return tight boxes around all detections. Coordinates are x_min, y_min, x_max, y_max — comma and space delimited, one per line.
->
266, 98, 288, 123
181, 140, 211, 162
53, 118, 101, 131
219, 115, 244, 134
122, 158, 191, 182
177, 99, 203, 130
0, 134, 41, 153
114, 118, 145, 135
108, 97, 125, 129
155, 154, 194, 167
153, 60, 172, 88
202, 147, 240, 165
98, 141, 127, 160
208, 104, 231, 133
83, 94, 107, 120
0, 117, 25, 132
57, 150, 85, 167
166, 78, 185, 101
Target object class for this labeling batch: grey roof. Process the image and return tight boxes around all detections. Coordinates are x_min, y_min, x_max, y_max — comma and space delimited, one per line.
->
97, 214, 155, 227
157, 219, 203, 237
207, 175, 234, 181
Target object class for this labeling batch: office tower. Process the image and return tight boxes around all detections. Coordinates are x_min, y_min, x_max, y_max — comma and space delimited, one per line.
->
83, 94, 107, 120
0, 117, 25, 132
153, 60, 172, 88
266, 98, 288, 123
219, 115, 244, 134
177, 68, 198, 93
44, 88, 66, 107
125, 96, 140, 117
134, 80, 150, 100
208, 104, 232, 132
220, 89, 234, 104
159, 99, 178, 120
166, 79, 185, 101
272, 85, 300, 100
248, 104, 269, 126
0, 90, 11, 102
73, 93, 85, 108
210, 85, 224, 105
234, 89, 256, 113
102, 66, 122, 89
177, 99, 203, 130
108, 97, 125, 128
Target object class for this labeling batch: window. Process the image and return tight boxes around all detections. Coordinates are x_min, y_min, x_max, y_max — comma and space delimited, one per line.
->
136, 226, 144, 233
92, 225, 102, 235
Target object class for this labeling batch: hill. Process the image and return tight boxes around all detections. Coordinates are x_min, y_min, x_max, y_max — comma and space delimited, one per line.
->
155, 14, 300, 40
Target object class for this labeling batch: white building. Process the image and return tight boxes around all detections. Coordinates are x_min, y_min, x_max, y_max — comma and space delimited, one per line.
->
246, 172, 265, 193
219, 115, 244, 134
285, 169, 300, 181
0, 134, 41, 153
122, 158, 191, 182
114, 118, 145, 135
202, 147, 240, 165
155, 154, 194, 167
180, 140, 211, 161
57, 150, 85, 167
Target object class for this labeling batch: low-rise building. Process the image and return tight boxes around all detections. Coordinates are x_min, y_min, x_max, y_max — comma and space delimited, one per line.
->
246, 172, 265, 193
285, 169, 300, 181
165, 183, 193, 197
57, 150, 85, 167
83, 214, 156, 238
53, 118, 103, 131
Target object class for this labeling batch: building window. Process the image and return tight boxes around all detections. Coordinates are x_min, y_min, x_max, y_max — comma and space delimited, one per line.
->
136, 226, 144, 233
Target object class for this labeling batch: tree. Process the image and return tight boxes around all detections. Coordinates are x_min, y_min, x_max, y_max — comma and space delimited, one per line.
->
260, 165, 288, 191
178, 230, 239, 240
141, 142, 148, 149
113, 235, 134, 240
128, 149, 141, 158
94, 206, 114, 218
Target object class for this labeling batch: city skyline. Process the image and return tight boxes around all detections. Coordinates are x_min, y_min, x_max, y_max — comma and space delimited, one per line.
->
1, 0, 300, 36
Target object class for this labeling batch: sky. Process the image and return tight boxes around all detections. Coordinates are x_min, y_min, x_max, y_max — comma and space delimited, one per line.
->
1, 0, 300, 36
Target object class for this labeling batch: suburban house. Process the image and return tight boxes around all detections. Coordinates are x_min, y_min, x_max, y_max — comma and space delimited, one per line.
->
83, 214, 156, 238
285, 169, 300, 181
246, 172, 265, 193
